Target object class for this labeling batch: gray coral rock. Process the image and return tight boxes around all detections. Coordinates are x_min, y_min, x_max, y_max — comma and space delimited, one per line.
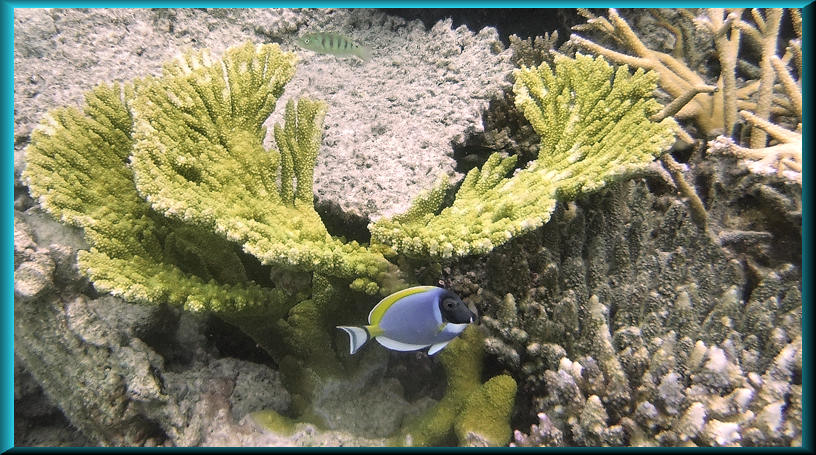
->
306, 348, 438, 438
14, 359, 92, 446
277, 12, 513, 222
14, 209, 292, 446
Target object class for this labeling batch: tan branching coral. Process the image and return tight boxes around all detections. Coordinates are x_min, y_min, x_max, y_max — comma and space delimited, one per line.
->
708, 113, 802, 183
725, 9, 803, 180
571, 8, 803, 229
571, 9, 802, 145
571, 8, 719, 140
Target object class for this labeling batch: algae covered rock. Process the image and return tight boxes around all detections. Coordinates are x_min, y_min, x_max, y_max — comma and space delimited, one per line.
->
13, 210, 292, 447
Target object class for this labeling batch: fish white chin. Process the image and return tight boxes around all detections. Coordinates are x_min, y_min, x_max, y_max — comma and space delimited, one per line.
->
448, 322, 470, 331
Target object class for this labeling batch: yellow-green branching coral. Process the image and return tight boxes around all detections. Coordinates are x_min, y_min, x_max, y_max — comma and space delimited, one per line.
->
128, 42, 399, 295
22, 82, 286, 314
275, 98, 325, 207
371, 54, 676, 259
513, 53, 677, 199
391, 325, 517, 447
392, 325, 486, 446
454, 374, 517, 446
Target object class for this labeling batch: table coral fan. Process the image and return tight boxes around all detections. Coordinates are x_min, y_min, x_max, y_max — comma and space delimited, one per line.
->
370, 53, 677, 259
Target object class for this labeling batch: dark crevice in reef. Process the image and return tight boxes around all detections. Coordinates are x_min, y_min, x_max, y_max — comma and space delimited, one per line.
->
452, 90, 540, 177
135, 304, 190, 369
205, 315, 278, 367
451, 139, 500, 176
14, 362, 94, 447
140, 300, 278, 369
135, 291, 278, 370
126, 416, 169, 447
384, 350, 447, 402
315, 198, 372, 245
382, 9, 584, 48
740, 259, 761, 307
236, 244, 275, 287
643, 172, 678, 199
669, 141, 696, 165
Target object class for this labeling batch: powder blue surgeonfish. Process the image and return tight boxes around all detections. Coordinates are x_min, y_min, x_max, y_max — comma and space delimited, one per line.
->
337, 286, 477, 356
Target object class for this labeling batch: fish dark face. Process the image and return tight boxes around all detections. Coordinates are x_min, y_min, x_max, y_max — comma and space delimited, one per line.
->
439, 292, 477, 324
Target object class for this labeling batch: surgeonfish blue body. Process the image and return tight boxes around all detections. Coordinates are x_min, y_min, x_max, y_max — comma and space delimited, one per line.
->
295, 32, 372, 61
337, 286, 476, 356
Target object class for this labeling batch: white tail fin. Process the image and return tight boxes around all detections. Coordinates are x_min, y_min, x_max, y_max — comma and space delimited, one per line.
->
337, 326, 369, 354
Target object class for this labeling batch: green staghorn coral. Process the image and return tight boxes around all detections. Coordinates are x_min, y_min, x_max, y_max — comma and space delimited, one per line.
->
23, 80, 287, 314
22, 40, 516, 446
454, 374, 517, 446
370, 53, 677, 259
128, 42, 399, 296
390, 326, 517, 447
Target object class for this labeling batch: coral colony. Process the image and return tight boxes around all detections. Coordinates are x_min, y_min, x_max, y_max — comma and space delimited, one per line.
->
16, 8, 801, 447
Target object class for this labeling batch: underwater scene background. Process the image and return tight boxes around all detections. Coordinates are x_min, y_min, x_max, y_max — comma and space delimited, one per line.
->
13, 8, 802, 447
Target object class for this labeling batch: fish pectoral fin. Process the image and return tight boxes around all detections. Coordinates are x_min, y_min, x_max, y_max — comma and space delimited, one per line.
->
375, 336, 430, 352
427, 340, 452, 356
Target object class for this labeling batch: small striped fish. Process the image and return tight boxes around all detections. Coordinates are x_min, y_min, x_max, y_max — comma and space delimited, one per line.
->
295, 32, 372, 61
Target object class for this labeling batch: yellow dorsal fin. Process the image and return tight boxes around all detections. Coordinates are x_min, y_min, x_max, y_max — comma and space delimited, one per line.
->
368, 286, 436, 324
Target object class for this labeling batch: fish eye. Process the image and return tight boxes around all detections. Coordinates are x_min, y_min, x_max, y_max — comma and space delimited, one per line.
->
303, 38, 310, 44
443, 298, 456, 309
